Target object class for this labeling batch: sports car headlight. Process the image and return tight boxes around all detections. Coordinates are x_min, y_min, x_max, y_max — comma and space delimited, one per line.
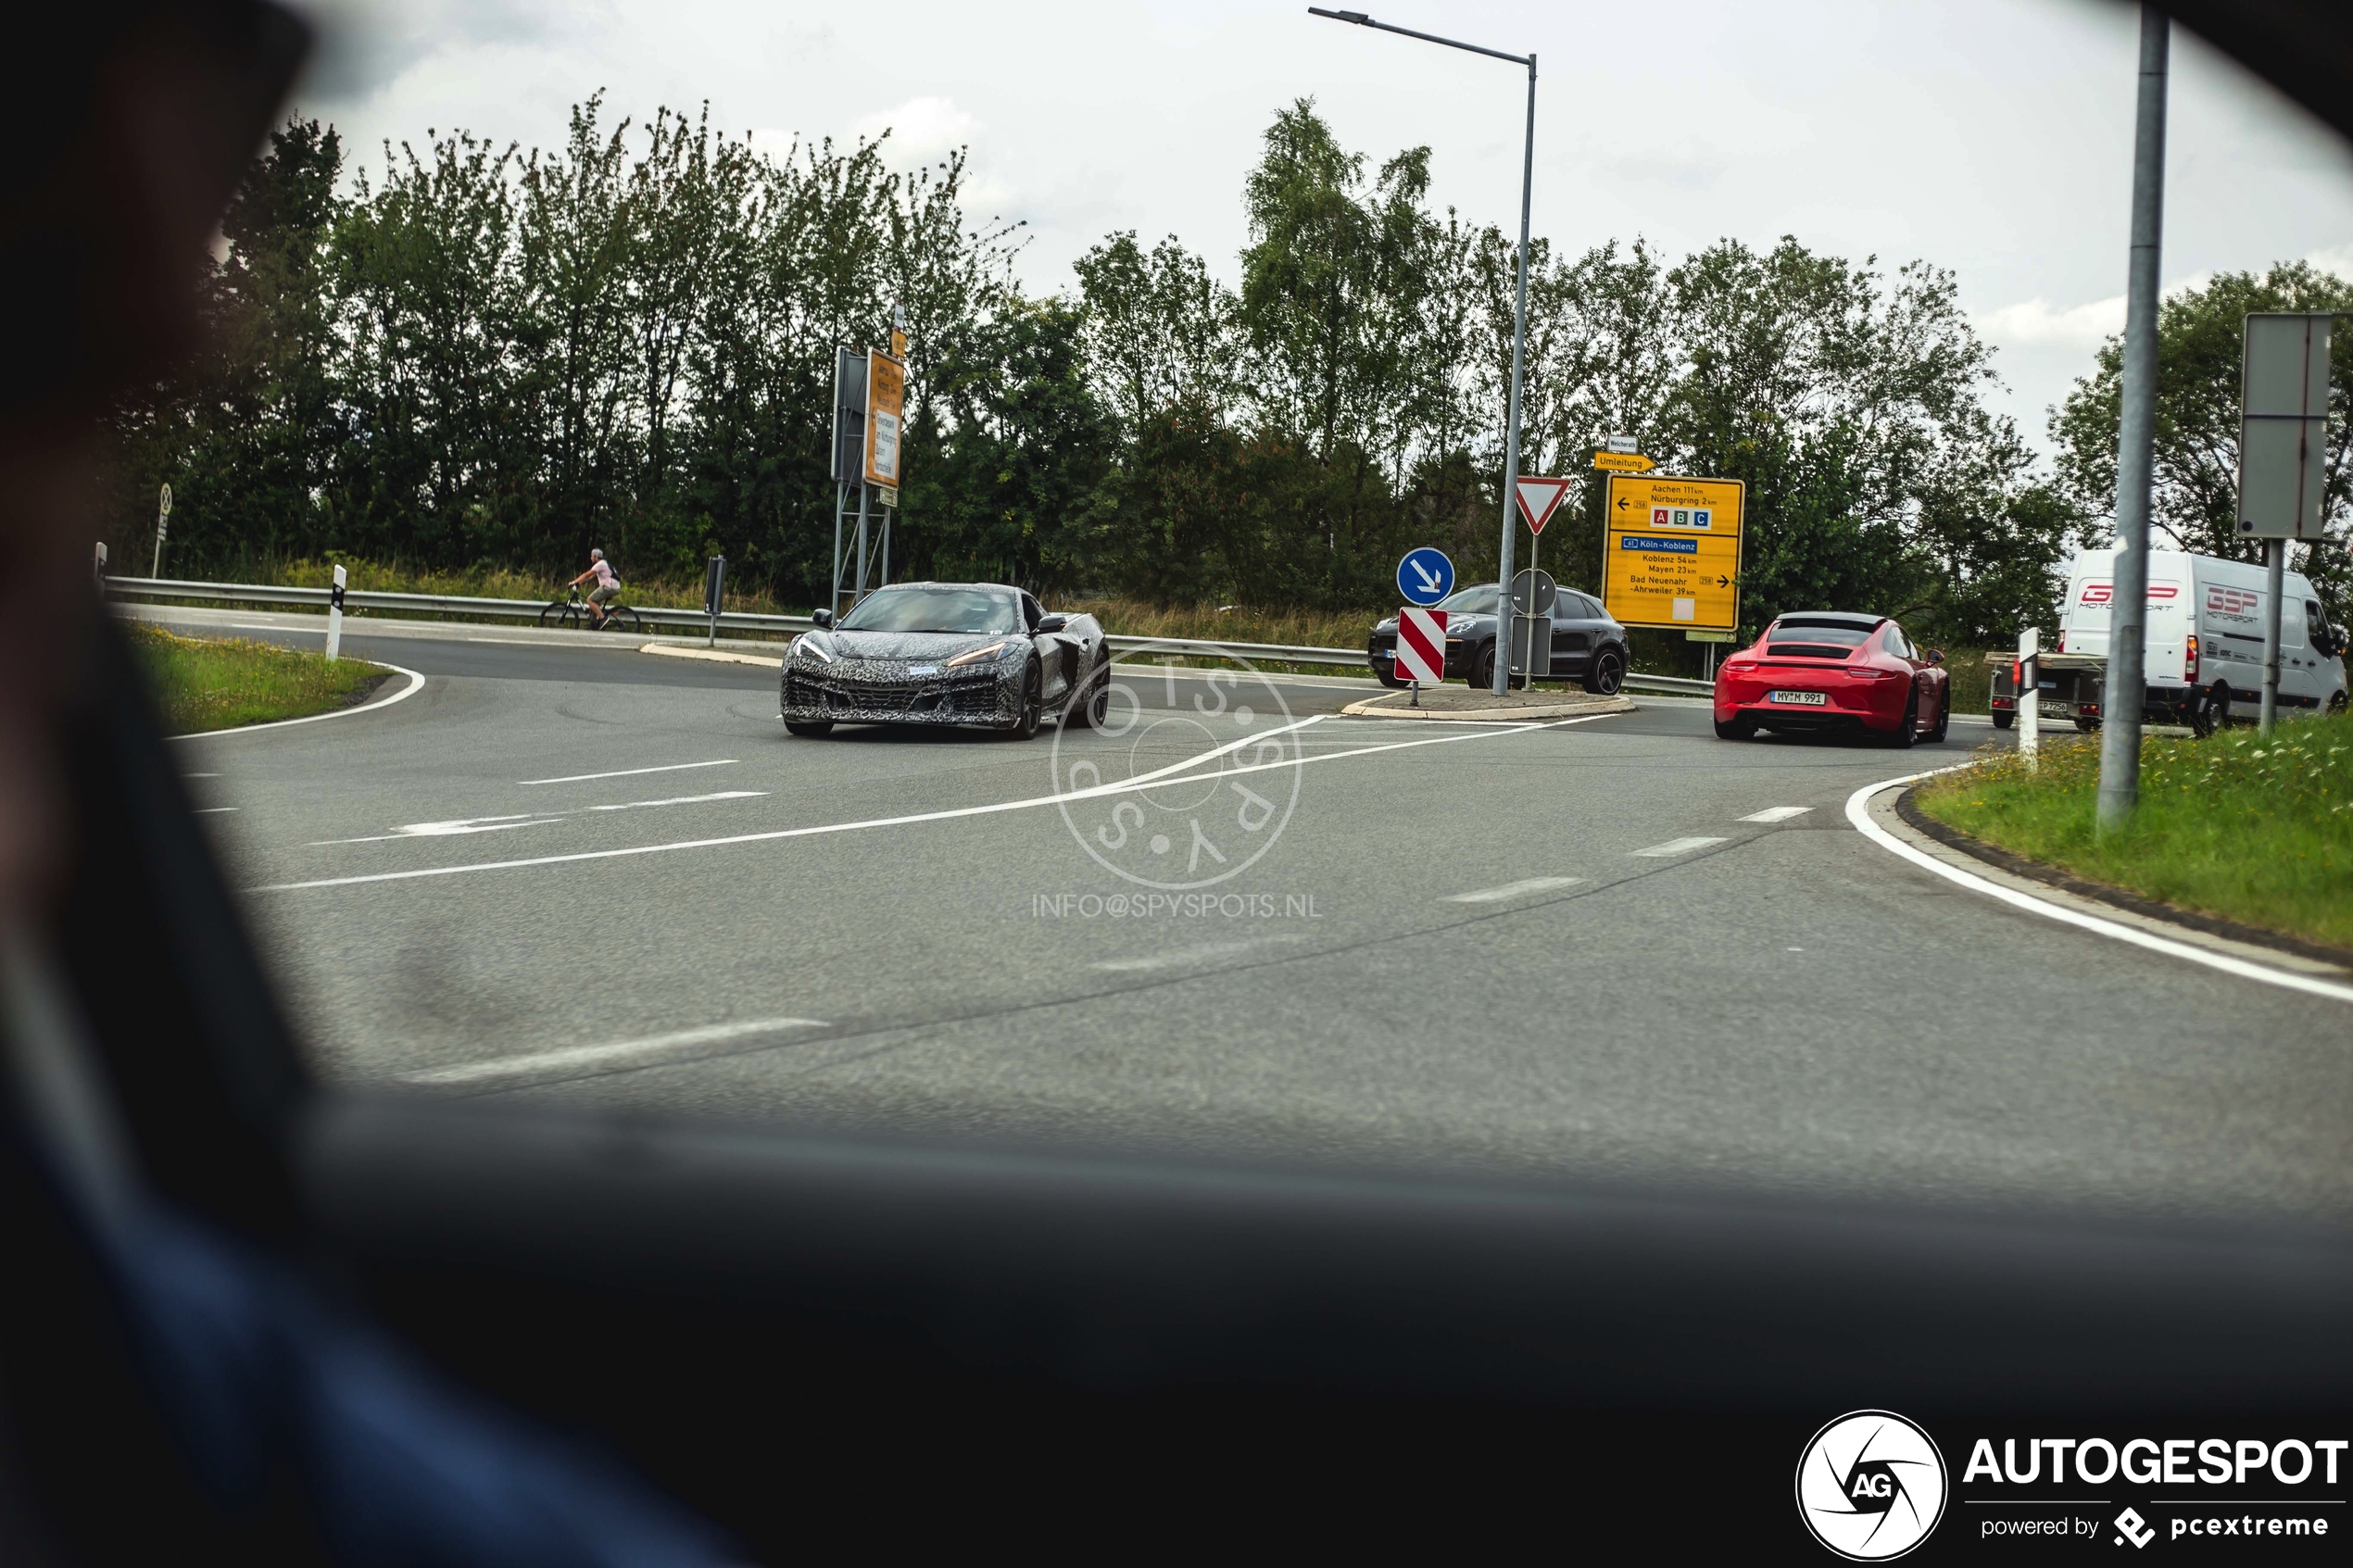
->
946, 639, 1013, 668
793, 634, 836, 664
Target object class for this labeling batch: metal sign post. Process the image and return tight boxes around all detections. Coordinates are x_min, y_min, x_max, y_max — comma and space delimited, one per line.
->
2235, 311, 2333, 734
831, 348, 866, 619
152, 483, 171, 578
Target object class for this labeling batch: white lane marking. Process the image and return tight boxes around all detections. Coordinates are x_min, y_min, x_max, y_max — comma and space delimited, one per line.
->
1845, 771, 2353, 1006
195, 807, 238, 815
169, 661, 425, 741
467, 637, 560, 646
248, 712, 1585, 893
587, 790, 767, 811
1443, 875, 1584, 903
313, 815, 565, 846
1741, 806, 1813, 823
1630, 836, 1727, 858
521, 759, 736, 785
393, 1017, 828, 1091
184, 772, 220, 779
230, 622, 288, 631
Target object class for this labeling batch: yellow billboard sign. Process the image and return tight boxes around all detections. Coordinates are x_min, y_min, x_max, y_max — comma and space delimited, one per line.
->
1602, 475, 1744, 632
864, 351, 906, 489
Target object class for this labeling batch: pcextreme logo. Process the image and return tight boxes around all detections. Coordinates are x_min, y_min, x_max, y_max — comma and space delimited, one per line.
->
1796, 1410, 1949, 1561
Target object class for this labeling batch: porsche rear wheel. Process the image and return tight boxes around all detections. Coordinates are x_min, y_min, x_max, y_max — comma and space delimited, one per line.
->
1713, 715, 1755, 741
1005, 659, 1042, 740
1927, 687, 1951, 744
1883, 682, 1919, 748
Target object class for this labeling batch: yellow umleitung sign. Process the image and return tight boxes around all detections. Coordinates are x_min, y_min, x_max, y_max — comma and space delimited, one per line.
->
1591, 451, 1654, 473
1602, 474, 1744, 632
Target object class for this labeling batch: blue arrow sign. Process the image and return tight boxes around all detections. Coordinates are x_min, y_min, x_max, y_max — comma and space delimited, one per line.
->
1397, 546, 1455, 607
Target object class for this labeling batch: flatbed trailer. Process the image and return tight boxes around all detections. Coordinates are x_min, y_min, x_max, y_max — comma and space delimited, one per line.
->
1985, 650, 2211, 734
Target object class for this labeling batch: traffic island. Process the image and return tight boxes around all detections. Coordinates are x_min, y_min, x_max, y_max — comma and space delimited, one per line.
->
1339, 685, 1635, 721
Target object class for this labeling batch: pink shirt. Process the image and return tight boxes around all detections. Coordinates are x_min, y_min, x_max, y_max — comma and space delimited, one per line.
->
590, 559, 617, 590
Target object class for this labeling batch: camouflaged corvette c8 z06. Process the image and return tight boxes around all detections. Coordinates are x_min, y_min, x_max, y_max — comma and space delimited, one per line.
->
780, 582, 1111, 740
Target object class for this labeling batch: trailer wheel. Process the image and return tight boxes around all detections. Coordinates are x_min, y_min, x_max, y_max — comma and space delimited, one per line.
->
1991, 710, 2014, 731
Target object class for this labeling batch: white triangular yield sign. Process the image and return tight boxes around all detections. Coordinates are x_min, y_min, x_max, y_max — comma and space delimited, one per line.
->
1515, 476, 1574, 535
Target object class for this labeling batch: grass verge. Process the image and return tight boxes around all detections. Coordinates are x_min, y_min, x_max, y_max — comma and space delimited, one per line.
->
130, 624, 386, 734
1912, 709, 2353, 951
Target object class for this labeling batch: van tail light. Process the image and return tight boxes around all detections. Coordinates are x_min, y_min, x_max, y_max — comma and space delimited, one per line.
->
2184, 633, 2199, 684
2012, 659, 2022, 689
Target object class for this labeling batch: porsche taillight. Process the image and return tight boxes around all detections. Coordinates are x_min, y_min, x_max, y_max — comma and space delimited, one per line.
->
2184, 634, 2199, 683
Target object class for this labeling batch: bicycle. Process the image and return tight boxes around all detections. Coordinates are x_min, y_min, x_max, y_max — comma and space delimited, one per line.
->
540, 583, 644, 634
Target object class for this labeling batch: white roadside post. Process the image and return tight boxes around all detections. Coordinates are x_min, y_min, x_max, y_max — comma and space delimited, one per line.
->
151, 483, 171, 578
93, 542, 107, 586
325, 563, 346, 662
2018, 625, 2039, 770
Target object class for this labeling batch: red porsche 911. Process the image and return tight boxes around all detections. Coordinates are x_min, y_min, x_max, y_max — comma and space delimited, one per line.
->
1713, 611, 1952, 746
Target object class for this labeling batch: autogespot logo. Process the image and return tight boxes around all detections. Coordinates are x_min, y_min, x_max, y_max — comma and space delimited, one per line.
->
1051, 643, 1304, 891
1796, 1411, 1949, 1561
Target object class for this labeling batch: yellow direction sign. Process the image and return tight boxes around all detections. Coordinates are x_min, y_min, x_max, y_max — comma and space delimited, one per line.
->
1592, 451, 1654, 473
864, 351, 905, 489
1602, 474, 1744, 632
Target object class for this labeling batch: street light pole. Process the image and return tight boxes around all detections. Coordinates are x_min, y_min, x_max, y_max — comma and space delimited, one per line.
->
2097, 6, 2169, 831
1308, 9, 1535, 697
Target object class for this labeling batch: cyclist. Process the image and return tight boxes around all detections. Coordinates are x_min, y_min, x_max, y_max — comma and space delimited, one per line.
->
567, 548, 623, 628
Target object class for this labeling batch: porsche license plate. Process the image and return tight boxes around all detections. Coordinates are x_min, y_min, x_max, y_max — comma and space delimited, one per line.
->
1768, 689, 1828, 706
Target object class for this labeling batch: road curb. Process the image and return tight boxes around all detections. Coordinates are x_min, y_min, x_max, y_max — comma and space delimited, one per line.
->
1338, 690, 1636, 721
1892, 788, 2353, 973
641, 642, 783, 670
168, 660, 426, 741
1847, 771, 2353, 1003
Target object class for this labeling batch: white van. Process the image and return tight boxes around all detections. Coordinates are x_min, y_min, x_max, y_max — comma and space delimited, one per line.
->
2058, 547, 2347, 724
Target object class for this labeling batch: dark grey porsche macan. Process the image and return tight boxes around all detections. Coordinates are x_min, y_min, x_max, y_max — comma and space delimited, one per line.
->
780, 582, 1110, 739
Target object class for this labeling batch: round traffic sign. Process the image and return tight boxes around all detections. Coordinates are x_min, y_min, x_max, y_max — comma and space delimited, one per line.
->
1510, 569, 1556, 616
159, 483, 172, 516
1397, 547, 1454, 607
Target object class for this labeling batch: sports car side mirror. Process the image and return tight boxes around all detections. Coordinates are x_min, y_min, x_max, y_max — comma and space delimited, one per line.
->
1036, 614, 1069, 633
1927, 648, 1945, 666
811, 608, 834, 629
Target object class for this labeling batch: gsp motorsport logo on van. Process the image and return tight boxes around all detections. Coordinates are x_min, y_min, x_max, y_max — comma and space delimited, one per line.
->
1797, 1411, 1949, 1560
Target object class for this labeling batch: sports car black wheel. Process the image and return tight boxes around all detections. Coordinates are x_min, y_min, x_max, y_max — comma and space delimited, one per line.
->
1584, 645, 1626, 696
1004, 659, 1042, 740
1065, 659, 1112, 728
1928, 687, 1951, 744
1713, 715, 1755, 740
1883, 681, 1919, 748
784, 721, 833, 737
1466, 642, 1524, 692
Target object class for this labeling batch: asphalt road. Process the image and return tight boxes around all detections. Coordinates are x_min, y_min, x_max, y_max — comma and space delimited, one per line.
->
143, 605, 2353, 1226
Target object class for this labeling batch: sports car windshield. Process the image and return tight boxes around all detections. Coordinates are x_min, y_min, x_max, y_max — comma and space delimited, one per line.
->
1768, 622, 1872, 647
839, 587, 1021, 634
1437, 585, 1497, 614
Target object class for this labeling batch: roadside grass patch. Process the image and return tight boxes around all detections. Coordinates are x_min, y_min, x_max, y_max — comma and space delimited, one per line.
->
1913, 709, 2353, 950
130, 624, 384, 734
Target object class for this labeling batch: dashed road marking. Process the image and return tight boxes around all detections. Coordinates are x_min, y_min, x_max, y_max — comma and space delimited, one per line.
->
1741, 806, 1813, 823
521, 759, 736, 785
1630, 836, 1727, 858
586, 790, 767, 812
1443, 876, 1585, 903
394, 1016, 829, 1092
195, 807, 238, 815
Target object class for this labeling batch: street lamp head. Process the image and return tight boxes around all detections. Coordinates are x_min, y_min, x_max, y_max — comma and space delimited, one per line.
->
1308, 8, 1372, 23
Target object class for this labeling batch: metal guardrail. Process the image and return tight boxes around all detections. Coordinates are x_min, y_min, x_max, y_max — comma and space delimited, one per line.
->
105, 575, 1720, 690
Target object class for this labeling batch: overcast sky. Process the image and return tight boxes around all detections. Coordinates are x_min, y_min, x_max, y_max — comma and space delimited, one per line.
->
287, 0, 2353, 454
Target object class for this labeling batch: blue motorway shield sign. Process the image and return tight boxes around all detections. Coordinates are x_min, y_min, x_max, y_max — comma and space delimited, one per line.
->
1397, 546, 1454, 607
